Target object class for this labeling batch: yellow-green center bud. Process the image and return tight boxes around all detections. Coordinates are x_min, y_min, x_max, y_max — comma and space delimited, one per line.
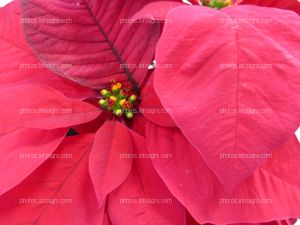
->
129, 95, 137, 103
125, 110, 134, 119
115, 109, 123, 117
119, 99, 126, 106
100, 89, 111, 98
203, 0, 231, 9
109, 96, 117, 102
99, 99, 108, 107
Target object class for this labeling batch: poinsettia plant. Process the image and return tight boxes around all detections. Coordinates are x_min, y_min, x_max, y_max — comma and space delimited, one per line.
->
0, 0, 300, 224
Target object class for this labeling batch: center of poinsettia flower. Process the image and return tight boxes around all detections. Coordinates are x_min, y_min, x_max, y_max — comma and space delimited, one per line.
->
202, 0, 231, 9
98, 80, 137, 119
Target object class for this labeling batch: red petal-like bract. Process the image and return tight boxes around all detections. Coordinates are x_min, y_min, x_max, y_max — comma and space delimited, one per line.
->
140, 76, 176, 127
1, 0, 300, 224
0, 84, 100, 134
89, 121, 133, 209
21, 0, 161, 89
231, 219, 297, 225
103, 210, 113, 225
0, 134, 101, 225
107, 131, 185, 225
154, 5, 300, 192
132, 1, 183, 21
147, 123, 300, 224
0, 0, 96, 100
0, 128, 67, 196
237, 0, 300, 15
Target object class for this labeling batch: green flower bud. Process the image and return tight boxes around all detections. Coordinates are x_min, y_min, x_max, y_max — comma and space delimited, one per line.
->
125, 110, 134, 119
114, 109, 123, 117
129, 95, 137, 103
203, 0, 231, 9
100, 89, 111, 98
99, 99, 108, 107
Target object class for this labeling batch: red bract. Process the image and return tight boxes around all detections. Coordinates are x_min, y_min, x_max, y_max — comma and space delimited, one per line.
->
1, 0, 300, 224
237, 0, 300, 15
0, 134, 102, 225
88, 121, 133, 211
152, 5, 300, 192
0, 84, 101, 134
0, 0, 98, 198
147, 124, 300, 224
20, 0, 162, 89
134, 0, 300, 223
0, 1, 96, 99
0, 0, 186, 224
0, 128, 67, 196
107, 131, 185, 225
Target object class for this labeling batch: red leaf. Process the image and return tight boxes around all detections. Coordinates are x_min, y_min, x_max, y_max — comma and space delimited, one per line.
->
21, 0, 161, 89
0, 0, 32, 53
186, 212, 200, 225
140, 76, 176, 127
0, 134, 102, 225
132, 1, 184, 21
107, 131, 186, 225
0, 0, 96, 100
232, 219, 297, 225
153, 5, 300, 192
103, 210, 113, 225
146, 123, 300, 224
237, 0, 300, 15
0, 84, 100, 134
146, 123, 217, 224
0, 128, 67, 196
89, 120, 133, 208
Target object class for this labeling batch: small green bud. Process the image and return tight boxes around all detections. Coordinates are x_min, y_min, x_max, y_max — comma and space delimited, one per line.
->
114, 109, 123, 117
100, 89, 111, 98
129, 95, 137, 103
203, 0, 231, 9
99, 99, 108, 107
125, 110, 134, 119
